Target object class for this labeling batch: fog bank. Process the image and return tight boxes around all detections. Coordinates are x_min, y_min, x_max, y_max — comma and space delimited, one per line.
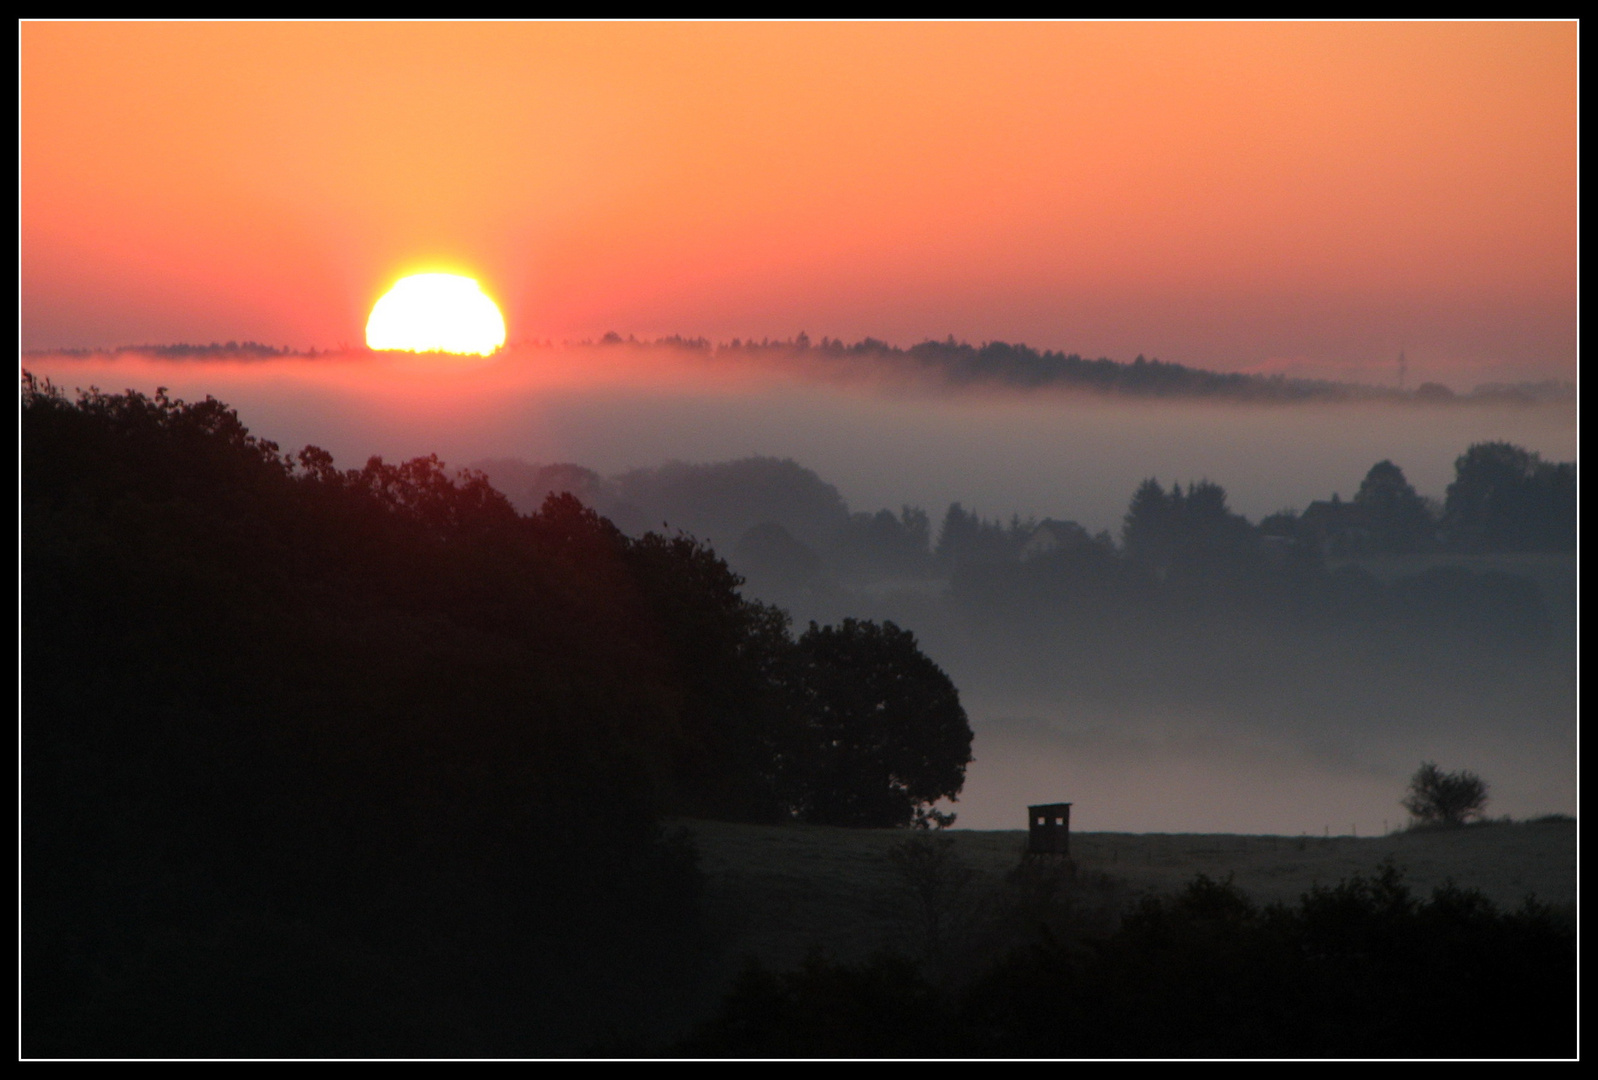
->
20, 347, 1576, 536
22, 347, 1576, 834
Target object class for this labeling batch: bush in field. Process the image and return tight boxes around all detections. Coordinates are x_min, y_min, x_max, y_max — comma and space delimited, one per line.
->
883, 834, 979, 965
1403, 761, 1490, 827
675, 950, 949, 1058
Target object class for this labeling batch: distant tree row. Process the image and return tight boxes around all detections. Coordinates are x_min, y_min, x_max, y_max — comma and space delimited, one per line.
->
593, 331, 1574, 405
478, 440, 1572, 616
1255, 446, 1574, 558
813, 440, 1573, 592
911, 441, 1574, 577
929, 455, 1560, 662
28, 340, 296, 359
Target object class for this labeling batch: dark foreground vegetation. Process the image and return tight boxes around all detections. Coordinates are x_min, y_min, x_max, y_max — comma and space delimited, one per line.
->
22, 374, 1574, 1057
678, 862, 1575, 1058
22, 374, 967, 1055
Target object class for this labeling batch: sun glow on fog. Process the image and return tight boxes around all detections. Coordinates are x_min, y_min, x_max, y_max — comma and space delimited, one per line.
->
366, 273, 506, 355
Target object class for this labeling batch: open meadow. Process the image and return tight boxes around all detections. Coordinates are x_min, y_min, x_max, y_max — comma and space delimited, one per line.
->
681, 817, 1576, 974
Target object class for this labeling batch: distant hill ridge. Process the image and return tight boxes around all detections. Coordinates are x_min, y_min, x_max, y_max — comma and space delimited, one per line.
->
25, 335, 1576, 405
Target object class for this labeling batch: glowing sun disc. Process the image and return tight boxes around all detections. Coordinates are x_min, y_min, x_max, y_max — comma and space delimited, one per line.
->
366, 273, 506, 355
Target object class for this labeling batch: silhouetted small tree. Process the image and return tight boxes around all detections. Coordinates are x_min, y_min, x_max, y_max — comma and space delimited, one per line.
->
1354, 459, 1436, 553
1402, 762, 1490, 827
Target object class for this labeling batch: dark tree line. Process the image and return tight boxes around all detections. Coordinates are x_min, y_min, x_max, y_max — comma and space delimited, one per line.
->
476, 439, 1572, 618
31, 334, 1574, 405
30, 340, 295, 359
679, 866, 1575, 1058
932, 456, 1561, 670
1443, 442, 1576, 553
619, 331, 1573, 404
1255, 449, 1574, 559
709, 334, 1401, 402
21, 375, 971, 1055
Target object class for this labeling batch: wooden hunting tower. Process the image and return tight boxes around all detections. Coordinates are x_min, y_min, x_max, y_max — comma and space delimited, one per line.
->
1027, 803, 1072, 855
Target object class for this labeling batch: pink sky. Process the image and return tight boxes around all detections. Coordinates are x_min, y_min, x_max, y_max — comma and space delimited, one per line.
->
22, 22, 1577, 385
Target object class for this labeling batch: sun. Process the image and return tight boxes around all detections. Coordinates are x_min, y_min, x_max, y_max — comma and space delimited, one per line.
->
366, 273, 507, 355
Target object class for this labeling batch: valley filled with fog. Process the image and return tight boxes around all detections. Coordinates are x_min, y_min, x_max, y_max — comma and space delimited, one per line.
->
25, 346, 1577, 834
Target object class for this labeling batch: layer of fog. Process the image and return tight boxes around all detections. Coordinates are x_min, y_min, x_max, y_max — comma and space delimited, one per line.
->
817, 574, 1575, 834
22, 347, 1577, 834
23, 347, 1576, 535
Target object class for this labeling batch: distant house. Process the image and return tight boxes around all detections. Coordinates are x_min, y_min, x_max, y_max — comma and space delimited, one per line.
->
1021, 519, 1092, 561
1298, 498, 1373, 556
1259, 533, 1296, 567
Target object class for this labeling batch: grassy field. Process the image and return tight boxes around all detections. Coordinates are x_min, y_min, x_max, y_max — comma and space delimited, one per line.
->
677, 817, 1576, 975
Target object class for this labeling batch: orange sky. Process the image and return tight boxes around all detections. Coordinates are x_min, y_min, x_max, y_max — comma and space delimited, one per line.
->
20, 22, 1577, 383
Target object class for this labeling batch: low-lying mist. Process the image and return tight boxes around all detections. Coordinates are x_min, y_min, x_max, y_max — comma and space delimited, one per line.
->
807, 565, 1575, 835
22, 342, 1576, 534
23, 342, 1577, 834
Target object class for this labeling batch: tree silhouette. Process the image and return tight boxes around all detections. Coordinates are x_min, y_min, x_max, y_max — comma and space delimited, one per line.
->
1444, 442, 1576, 552
789, 619, 973, 828
1121, 478, 1176, 570
832, 506, 933, 577
1402, 762, 1489, 827
1354, 459, 1436, 553
1121, 478, 1256, 579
